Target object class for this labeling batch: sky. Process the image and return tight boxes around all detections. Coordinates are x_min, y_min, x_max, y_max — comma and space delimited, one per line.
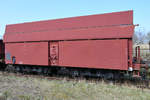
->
0, 0, 150, 38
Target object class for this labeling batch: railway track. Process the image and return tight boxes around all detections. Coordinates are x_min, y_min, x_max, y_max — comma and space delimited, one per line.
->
0, 70, 149, 90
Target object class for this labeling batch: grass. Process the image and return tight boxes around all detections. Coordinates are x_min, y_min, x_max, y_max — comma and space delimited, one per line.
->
0, 73, 150, 100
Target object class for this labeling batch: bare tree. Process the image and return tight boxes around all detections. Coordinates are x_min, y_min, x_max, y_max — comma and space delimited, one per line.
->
146, 32, 150, 43
133, 32, 138, 44
133, 31, 146, 44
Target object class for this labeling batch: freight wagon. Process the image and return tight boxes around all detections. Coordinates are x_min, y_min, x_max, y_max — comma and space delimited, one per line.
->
0, 39, 5, 69
3, 10, 142, 79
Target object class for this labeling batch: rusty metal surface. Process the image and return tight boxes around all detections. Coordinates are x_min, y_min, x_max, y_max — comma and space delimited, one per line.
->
5, 42, 48, 65
128, 39, 133, 67
50, 42, 59, 66
4, 11, 133, 43
59, 39, 128, 70
133, 64, 141, 70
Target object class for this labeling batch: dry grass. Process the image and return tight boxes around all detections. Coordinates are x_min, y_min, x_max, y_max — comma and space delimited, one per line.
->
0, 73, 150, 100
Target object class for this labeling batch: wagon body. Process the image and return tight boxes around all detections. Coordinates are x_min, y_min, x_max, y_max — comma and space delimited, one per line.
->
3, 10, 134, 71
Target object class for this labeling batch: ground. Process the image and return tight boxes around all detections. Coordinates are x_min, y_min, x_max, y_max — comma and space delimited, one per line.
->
0, 72, 150, 100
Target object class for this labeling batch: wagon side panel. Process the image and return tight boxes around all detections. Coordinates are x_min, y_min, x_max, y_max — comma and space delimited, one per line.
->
5, 42, 48, 65
59, 39, 128, 70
